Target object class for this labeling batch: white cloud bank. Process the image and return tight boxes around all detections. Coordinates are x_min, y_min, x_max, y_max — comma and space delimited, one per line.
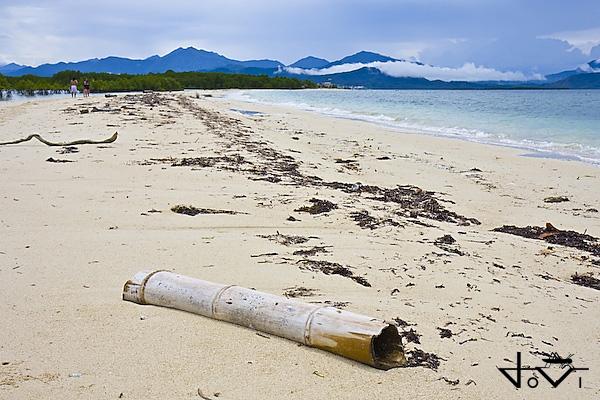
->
539, 27, 600, 56
285, 60, 543, 82
578, 61, 600, 73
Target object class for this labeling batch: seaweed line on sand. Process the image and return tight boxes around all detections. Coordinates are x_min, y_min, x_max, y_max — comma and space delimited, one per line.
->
297, 259, 371, 287
171, 205, 243, 216
140, 94, 481, 227
257, 232, 310, 246
493, 223, 600, 257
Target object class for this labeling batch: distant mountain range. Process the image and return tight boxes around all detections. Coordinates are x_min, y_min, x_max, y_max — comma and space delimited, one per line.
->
1, 47, 599, 89
288, 56, 330, 69
544, 71, 600, 89
326, 50, 400, 66
283, 67, 491, 89
0, 47, 283, 76
544, 59, 600, 82
0, 62, 26, 74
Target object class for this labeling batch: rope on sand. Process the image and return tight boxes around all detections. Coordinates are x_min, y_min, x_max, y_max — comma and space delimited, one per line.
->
0, 132, 118, 146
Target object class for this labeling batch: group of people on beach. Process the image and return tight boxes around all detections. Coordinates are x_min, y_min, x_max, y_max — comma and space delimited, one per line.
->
69, 77, 90, 98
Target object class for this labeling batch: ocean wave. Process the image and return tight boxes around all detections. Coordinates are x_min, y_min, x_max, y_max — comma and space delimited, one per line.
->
226, 90, 600, 166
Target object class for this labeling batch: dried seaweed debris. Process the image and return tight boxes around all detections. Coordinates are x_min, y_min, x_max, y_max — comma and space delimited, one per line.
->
171, 205, 241, 216
298, 259, 371, 287
295, 198, 338, 215
349, 210, 401, 230
571, 273, 600, 290
258, 232, 310, 246
493, 223, 600, 257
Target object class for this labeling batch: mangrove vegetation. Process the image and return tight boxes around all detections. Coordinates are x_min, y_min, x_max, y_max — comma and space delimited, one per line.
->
0, 70, 317, 96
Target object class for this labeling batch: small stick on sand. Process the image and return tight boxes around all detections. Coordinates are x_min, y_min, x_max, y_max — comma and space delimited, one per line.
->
0, 132, 118, 146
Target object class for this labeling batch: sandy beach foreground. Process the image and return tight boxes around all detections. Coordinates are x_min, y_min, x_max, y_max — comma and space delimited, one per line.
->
0, 91, 598, 399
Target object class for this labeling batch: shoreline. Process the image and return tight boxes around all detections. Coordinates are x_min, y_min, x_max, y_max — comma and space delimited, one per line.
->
0, 92, 598, 399
226, 88, 600, 167
3, 88, 598, 167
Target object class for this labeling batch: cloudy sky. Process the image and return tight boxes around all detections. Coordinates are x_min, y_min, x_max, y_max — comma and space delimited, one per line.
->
1, 0, 599, 76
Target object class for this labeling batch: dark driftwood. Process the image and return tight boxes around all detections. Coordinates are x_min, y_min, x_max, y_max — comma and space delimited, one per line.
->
0, 132, 118, 146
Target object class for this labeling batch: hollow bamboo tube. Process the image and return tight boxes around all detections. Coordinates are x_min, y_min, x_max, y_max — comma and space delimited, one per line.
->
123, 270, 406, 369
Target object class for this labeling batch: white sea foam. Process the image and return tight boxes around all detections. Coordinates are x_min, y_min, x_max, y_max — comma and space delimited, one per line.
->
226, 90, 600, 166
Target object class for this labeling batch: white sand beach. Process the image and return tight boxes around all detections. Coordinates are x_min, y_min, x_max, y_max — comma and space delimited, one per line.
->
0, 91, 598, 399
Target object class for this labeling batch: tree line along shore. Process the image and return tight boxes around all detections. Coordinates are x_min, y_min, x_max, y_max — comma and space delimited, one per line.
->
0, 70, 317, 96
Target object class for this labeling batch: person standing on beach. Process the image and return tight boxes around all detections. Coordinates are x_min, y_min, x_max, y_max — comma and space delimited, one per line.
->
83, 78, 90, 97
70, 77, 78, 98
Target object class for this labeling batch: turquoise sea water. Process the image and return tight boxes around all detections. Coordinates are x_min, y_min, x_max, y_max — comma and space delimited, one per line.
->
229, 89, 600, 165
